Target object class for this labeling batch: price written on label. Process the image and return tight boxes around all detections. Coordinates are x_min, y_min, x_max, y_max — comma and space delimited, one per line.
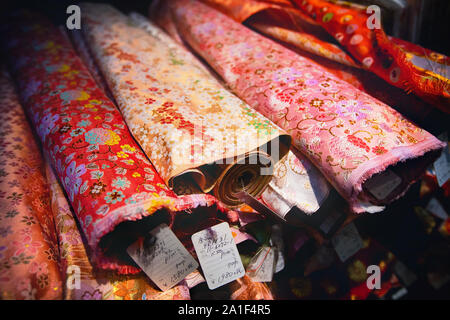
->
127, 224, 198, 292
191, 222, 245, 290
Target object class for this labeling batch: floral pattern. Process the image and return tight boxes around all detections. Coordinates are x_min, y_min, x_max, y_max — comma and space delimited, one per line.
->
1, 10, 230, 273
170, 0, 445, 212
293, 0, 449, 113
80, 4, 290, 207
46, 164, 190, 300
261, 148, 330, 216
0, 69, 62, 299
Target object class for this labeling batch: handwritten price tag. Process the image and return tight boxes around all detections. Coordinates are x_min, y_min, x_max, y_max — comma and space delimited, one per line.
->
191, 222, 245, 290
127, 224, 198, 292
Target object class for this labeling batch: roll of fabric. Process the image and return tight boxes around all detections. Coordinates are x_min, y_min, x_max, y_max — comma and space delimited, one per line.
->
80, 3, 291, 208
169, 0, 446, 213
1, 10, 231, 274
46, 163, 191, 300
0, 69, 62, 299
130, 12, 331, 217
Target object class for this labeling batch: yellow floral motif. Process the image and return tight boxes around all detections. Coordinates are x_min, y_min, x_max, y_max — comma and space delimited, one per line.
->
116, 151, 129, 158
121, 144, 136, 153
132, 172, 141, 178
58, 64, 71, 73
289, 277, 312, 299
76, 91, 90, 101
89, 99, 102, 105
104, 130, 120, 145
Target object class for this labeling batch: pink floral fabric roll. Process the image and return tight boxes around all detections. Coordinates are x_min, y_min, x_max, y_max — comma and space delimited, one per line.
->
170, 0, 446, 213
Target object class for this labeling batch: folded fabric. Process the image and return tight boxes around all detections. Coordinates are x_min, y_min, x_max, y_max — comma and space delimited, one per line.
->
46, 163, 191, 300
0, 69, 62, 299
261, 148, 330, 216
292, 0, 450, 113
169, 0, 446, 213
80, 3, 291, 208
1, 10, 232, 274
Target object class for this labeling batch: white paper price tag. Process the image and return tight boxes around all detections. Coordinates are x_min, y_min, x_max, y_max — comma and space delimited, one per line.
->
365, 169, 402, 201
191, 222, 245, 290
127, 224, 198, 292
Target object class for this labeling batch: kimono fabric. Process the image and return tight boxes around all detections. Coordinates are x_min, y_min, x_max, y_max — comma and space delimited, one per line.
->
48, 158, 275, 300
197, 0, 359, 67
202, 0, 450, 112
0, 69, 62, 299
80, 3, 291, 208
188, 0, 440, 122
45, 163, 191, 300
129, 12, 331, 217
0, 11, 233, 274
292, 0, 450, 113
253, 26, 438, 122
62, 28, 116, 103
169, 0, 446, 213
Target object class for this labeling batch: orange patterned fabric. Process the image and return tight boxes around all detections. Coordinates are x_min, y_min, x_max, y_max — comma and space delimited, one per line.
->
0, 69, 62, 299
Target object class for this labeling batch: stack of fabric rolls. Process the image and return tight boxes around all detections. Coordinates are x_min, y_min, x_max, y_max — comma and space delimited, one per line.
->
0, 0, 447, 300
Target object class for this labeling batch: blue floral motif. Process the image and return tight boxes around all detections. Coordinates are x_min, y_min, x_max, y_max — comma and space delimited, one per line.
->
70, 127, 86, 137
77, 120, 91, 127
111, 177, 131, 190
104, 189, 125, 204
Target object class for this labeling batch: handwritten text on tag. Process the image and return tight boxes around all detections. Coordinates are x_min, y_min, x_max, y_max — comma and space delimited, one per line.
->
127, 224, 198, 292
191, 222, 245, 290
